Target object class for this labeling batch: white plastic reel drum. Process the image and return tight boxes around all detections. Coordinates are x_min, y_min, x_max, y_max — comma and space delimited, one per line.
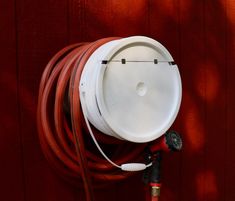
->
79, 36, 182, 143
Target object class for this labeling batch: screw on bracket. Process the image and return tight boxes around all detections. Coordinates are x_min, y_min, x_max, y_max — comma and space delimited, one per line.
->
121, 59, 126, 64
154, 59, 158, 64
101, 60, 108, 64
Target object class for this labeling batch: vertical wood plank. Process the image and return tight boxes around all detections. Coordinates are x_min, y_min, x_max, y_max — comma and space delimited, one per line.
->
178, 1, 206, 201
115, 174, 145, 201
225, 0, 235, 200
204, 1, 227, 201
0, 0, 24, 200
16, 0, 75, 200
84, 0, 114, 40
68, 0, 86, 43
111, 0, 149, 37
149, 0, 180, 60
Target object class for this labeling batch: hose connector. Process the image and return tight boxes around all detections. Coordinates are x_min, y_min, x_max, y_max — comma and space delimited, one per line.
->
151, 184, 161, 197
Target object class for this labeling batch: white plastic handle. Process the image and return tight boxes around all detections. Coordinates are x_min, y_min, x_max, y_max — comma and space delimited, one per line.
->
121, 163, 148, 171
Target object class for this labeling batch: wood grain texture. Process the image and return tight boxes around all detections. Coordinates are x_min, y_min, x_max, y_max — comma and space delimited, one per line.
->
178, 1, 206, 201
111, 0, 149, 37
0, 0, 24, 200
69, 0, 86, 42
225, 0, 235, 201
0, 0, 235, 200
204, 1, 227, 201
16, 0, 74, 201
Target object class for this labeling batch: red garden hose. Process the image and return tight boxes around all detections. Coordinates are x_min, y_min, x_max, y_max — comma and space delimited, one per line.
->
37, 36, 183, 201
37, 38, 147, 201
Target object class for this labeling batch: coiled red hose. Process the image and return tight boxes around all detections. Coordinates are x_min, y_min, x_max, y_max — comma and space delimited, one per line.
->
37, 38, 149, 201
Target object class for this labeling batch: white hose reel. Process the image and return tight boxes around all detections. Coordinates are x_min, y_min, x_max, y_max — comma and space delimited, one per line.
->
79, 36, 182, 171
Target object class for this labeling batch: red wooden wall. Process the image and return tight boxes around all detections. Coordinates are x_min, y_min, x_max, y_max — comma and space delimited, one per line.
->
0, 0, 235, 201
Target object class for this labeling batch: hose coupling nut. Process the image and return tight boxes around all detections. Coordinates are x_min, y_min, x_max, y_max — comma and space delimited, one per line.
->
151, 186, 161, 197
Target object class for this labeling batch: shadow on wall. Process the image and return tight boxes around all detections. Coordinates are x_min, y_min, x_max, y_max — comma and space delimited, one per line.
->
4, 1, 233, 201
81, 1, 232, 201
